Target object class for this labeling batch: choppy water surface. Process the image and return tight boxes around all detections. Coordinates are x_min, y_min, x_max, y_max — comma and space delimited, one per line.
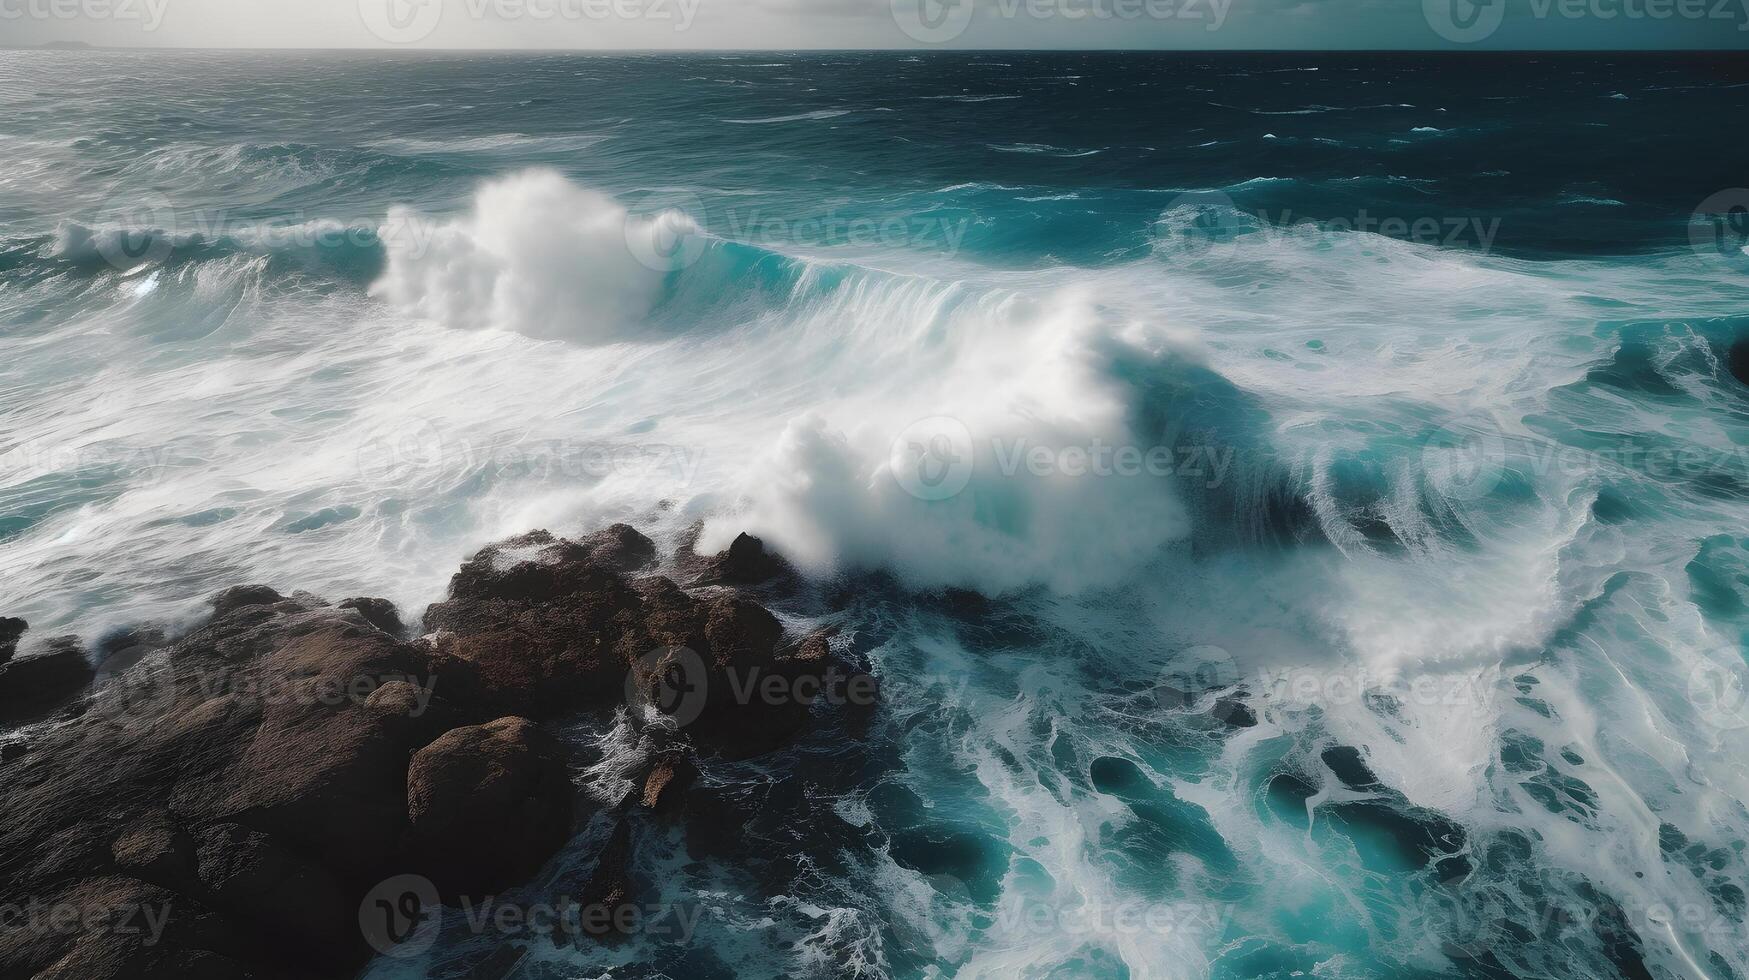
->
4, 50, 1749, 979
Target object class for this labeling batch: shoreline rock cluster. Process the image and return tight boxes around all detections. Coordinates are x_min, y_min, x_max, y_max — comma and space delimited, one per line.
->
0, 524, 853, 979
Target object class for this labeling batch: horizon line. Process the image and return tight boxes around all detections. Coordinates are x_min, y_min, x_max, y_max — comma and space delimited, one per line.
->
7, 44, 1747, 52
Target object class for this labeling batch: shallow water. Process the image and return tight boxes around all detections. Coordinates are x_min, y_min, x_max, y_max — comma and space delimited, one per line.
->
4, 49, 1749, 979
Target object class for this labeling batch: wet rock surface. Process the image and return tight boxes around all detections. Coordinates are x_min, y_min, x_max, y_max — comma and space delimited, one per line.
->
405, 716, 574, 900
0, 617, 26, 666
0, 635, 94, 725
0, 524, 861, 979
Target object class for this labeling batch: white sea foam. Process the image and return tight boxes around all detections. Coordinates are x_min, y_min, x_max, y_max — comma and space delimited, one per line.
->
370, 169, 700, 343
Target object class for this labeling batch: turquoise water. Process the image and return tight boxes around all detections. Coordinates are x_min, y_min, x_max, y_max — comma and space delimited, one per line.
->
4, 49, 1749, 979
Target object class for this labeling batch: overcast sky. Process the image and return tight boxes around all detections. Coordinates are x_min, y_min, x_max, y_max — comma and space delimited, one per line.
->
3, 0, 1746, 48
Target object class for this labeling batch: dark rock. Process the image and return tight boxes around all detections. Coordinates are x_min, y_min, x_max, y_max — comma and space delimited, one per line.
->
1, 522, 854, 978
677, 528, 796, 589
701, 595, 784, 671
421, 532, 645, 718
577, 523, 659, 573
208, 585, 285, 618
338, 597, 404, 637
406, 716, 574, 899
194, 822, 353, 955
0, 595, 461, 978
639, 750, 698, 813
0, 636, 95, 724
110, 810, 198, 893
94, 624, 168, 679
0, 617, 25, 665
577, 818, 638, 943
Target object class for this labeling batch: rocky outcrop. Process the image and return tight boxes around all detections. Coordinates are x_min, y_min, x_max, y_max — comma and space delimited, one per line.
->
405, 717, 573, 900
0, 523, 865, 979
0, 617, 26, 666
424, 525, 839, 753
678, 531, 796, 589
0, 634, 94, 725
337, 597, 404, 638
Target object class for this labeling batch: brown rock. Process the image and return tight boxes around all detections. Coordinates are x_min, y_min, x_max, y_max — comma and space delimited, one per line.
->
639, 750, 698, 812
421, 532, 647, 717
576, 522, 659, 573
338, 597, 404, 637
208, 585, 284, 619
111, 810, 197, 892
406, 717, 575, 898
678, 530, 797, 589
0, 593, 470, 978
0, 522, 853, 978
194, 823, 353, 955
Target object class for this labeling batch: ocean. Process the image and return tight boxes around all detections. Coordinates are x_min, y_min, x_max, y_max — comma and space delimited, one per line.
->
3, 48, 1749, 979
